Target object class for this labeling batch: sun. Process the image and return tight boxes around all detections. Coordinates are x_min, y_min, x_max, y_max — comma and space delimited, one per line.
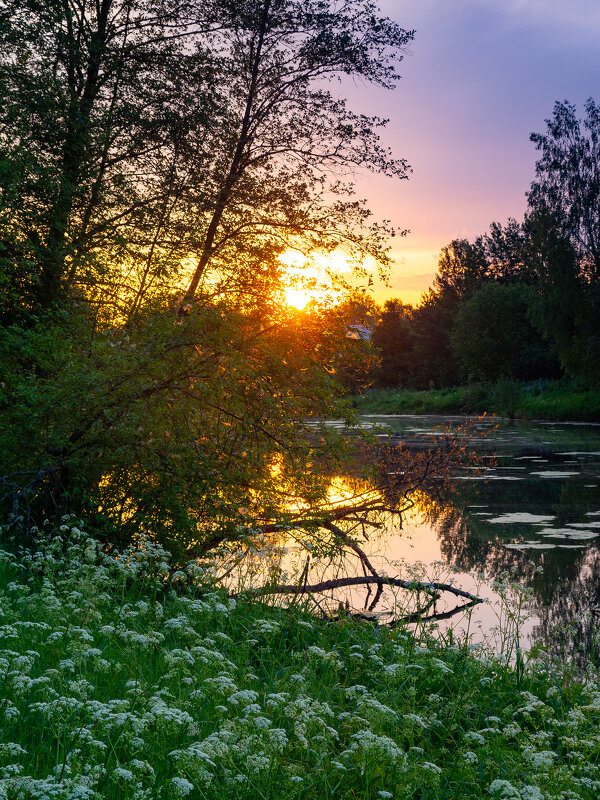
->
279, 249, 352, 309
283, 286, 313, 310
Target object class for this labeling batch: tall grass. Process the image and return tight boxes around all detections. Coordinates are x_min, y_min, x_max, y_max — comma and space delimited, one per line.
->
0, 520, 599, 799
353, 380, 600, 421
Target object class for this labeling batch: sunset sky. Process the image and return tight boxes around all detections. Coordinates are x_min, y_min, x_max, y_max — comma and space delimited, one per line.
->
352, 0, 600, 306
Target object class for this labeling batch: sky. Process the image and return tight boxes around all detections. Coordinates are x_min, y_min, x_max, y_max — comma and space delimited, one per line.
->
349, 0, 600, 306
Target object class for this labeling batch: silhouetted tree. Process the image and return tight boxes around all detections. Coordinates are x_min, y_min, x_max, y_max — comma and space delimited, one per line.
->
371, 299, 416, 387
529, 98, 600, 281
450, 282, 559, 382
527, 211, 600, 385
179, 0, 413, 310
432, 237, 488, 299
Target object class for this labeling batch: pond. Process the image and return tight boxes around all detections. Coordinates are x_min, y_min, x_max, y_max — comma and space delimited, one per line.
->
351, 414, 600, 664
236, 415, 600, 665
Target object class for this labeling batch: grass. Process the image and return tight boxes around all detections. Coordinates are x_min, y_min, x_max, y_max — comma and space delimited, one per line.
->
352, 380, 600, 422
0, 519, 599, 799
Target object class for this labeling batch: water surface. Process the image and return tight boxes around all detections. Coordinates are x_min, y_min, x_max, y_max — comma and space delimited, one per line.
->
354, 415, 600, 662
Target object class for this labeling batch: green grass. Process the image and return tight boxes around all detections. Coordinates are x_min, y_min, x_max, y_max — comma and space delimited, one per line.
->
0, 519, 599, 799
352, 380, 600, 421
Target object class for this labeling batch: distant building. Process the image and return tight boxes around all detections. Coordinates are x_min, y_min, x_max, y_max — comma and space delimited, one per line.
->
345, 324, 372, 342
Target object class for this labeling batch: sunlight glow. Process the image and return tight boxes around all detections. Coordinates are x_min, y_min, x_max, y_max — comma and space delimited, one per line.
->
279, 249, 354, 309
284, 287, 312, 310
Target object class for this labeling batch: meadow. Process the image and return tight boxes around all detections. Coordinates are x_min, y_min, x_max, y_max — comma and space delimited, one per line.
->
1, 520, 599, 799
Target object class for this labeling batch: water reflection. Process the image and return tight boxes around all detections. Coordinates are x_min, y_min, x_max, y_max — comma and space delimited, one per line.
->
218, 415, 600, 665
362, 415, 600, 665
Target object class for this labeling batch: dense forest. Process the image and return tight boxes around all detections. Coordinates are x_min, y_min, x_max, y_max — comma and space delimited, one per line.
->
365, 99, 600, 392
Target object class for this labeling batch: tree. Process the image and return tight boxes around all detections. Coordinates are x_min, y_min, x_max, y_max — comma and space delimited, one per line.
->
526, 99, 600, 385
526, 210, 600, 385
484, 218, 537, 284
432, 237, 488, 299
178, 0, 413, 311
371, 299, 416, 387
0, 0, 223, 315
0, 0, 420, 553
450, 281, 559, 383
0, 0, 413, 320
528, 99, 600, 281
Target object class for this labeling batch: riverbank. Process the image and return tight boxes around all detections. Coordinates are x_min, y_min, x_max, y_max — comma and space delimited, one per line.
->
1, 519, 599, 799
352, 380, 600, 422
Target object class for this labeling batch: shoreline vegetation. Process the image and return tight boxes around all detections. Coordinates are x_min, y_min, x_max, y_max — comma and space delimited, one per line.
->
351, 380, 600, 423
1, 520, 599, 800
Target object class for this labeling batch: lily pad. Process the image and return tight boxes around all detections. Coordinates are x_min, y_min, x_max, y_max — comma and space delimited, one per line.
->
487, 513, 555, 525
539, 529, 598, 540
529, 471, 579, 478
503, 542, 556, 550
567, 522, 600, 529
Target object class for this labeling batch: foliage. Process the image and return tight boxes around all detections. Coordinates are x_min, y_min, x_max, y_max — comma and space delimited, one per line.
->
0, 520, 598, 800
526, 212, 600, 386
0, 300, 363, 552
370, 300, 416, 387
0, 0, 418, 551
408, 289, 460, 389
0, 0, 413, 319
367, 98, 600, 392
528, 98, 600, 281
450, 282, 559, 384
432, 237, 488, 299
352, 380, 600, 421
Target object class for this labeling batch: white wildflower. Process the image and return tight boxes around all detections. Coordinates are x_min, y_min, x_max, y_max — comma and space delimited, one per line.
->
464, 731, 485, 746
524, 749, 555, 769
168, 777, 194, 797
489, 779, 521, 798
227, 689, 259, 707
520, 787, 544, 800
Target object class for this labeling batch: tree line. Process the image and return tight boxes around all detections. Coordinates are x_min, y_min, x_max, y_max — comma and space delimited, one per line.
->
366, 99, 600, 391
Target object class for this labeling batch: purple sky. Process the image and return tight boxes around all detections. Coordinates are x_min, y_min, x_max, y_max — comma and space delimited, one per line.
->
349, 0, 600, 305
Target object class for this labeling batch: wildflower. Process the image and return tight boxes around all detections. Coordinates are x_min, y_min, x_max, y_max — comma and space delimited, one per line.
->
253, 619, 281, 635
489, 779, 521, 798
464, 731, 485, 746
383, 663, 403, 676
168, 777, 194, 797
227, 689, 259, 707
112, 767, 134, 782
342, 730, 406, 767
524, 749, 556, 769
520, 787, 544, 800
432, 657, 453, 674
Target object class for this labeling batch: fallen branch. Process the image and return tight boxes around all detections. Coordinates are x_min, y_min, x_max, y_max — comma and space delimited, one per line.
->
237, 574, 482, 604
391, 597, 482, 626
331, 596, 482, 626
